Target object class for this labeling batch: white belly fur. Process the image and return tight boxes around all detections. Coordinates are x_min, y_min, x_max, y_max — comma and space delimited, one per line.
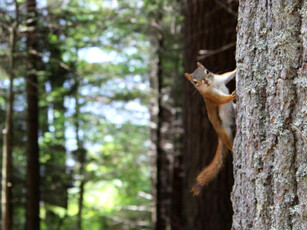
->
216, 84, 234, 127
219, 103, 234, 126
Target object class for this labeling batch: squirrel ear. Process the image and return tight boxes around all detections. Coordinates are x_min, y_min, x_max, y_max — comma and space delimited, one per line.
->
197, 62, 205, 68
184, 73, 192, 81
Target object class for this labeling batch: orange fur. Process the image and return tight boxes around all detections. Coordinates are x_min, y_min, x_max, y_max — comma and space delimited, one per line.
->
205, 91, 236, 104
191, 139, 228, 195
185, 63, 236, 195
204, 99, 233, 151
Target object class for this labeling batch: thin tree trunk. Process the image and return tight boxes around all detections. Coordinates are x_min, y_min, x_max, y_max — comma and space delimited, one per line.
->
147, 1, 184, 229
155, 28, 172, 230
26, 0, 40, 229
146, 3, 174, 229
44, 45, 69, 227
232, 1, 307, 229
1, 6, 18, 227
149, 36, 159, 228
74, 77, 86, 230
170, 56, 184, 230
77, 178, 85, 230
170, 153, 183, 230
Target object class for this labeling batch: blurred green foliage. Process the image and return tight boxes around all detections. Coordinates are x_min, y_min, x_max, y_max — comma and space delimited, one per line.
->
0, 0, 160, 229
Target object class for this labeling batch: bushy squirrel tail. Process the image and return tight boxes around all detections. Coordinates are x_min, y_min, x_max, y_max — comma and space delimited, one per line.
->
191, 138, 228, 196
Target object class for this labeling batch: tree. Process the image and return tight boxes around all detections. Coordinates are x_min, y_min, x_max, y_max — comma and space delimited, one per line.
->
0, 0, 188, 229
232, 1, 307, 229
145, 0, 184, 229
1, 1, 19, 229
183, 0, 237, 229
26, 0, 40, 229
73, 73, 87, 230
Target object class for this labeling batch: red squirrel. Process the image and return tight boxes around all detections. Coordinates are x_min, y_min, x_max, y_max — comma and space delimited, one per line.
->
185, 62, 236, 195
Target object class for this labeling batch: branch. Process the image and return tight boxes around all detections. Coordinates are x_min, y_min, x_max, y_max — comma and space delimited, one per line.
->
120, 205, 151, 212
215, 0, 238, 17
197, 42, 236, 60
28, 49, 77, 74
138, 191, 153, 200
0, 20, 10, 30
106, 216, 151, 228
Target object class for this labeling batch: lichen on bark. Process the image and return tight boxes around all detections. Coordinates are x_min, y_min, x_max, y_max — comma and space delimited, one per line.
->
232, 1, 307, 230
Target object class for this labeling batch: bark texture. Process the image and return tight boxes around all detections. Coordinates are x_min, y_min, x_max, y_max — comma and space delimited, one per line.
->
26, 0, 40, 229
183, 0, 237, 229
232, 1, 307, 229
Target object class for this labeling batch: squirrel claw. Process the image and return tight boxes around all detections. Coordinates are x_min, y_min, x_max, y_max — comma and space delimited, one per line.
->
231, 91, 236, 99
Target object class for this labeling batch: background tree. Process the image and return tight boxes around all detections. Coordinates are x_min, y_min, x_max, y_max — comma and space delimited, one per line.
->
40, 13, 70, 227
0, 3, 28, 225
1, 0, 154, 229
1, 0, 19, 229
145, 0, 184, 229
232, 1, 307, 229
26, 0, 40, 229
73, 73, 87, 230
183, 0, 237, 229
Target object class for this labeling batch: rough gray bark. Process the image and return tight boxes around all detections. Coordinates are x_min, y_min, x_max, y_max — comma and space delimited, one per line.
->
232, 1, 307, 229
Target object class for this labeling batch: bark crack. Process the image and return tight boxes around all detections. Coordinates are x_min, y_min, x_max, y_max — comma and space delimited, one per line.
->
288, 1, 304, 228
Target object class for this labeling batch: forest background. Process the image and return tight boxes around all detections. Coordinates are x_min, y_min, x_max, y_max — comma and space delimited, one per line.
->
1, 0, 184, 229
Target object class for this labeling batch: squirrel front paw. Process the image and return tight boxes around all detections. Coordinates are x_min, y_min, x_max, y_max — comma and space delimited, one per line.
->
231, 91, 236, 100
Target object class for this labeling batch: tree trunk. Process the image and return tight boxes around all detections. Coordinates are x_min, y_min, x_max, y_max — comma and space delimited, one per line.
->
26, 0, 40, 229
74, 77, 87, 230
170, 58, 184, 230
183, 0, 237, 229
232, 1, 307, 229
77, 178, 85, 230
1, 13, 17, 230
150, 2, 184, 228
148, 3, 172, 229
149, 41, 159, 229
43, 44, 69, 228
155, 29, 172, 230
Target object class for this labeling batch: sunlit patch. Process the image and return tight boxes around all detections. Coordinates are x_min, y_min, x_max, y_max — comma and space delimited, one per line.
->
84, 181, 120, 213
78, 47, 119, 63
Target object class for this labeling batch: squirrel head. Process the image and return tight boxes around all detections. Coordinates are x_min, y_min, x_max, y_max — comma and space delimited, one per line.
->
184, 62, 213, 91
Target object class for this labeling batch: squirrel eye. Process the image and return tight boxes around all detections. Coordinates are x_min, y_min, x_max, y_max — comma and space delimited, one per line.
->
193, 79, 198, 85
205, 70, 209, 74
